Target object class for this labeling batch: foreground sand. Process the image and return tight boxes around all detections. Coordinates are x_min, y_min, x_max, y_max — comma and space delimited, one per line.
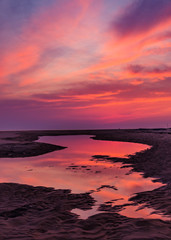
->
0, 129, 170, 239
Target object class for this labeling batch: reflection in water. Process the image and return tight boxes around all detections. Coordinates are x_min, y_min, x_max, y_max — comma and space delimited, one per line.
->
0, 135, 168, 220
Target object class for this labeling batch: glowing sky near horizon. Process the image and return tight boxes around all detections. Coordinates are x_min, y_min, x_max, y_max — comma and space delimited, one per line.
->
0, 0, 171, 129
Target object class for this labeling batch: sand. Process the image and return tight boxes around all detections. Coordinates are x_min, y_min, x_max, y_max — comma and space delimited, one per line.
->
0, 129, 170, 239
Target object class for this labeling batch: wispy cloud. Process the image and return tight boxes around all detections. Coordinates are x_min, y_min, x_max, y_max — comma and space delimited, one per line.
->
127, 64, 171, 75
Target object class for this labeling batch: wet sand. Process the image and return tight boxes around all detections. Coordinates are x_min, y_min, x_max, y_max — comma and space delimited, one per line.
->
0, 129, 170, 239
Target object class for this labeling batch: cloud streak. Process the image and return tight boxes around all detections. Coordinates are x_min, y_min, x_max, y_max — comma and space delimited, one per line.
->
127, 64, 171, 75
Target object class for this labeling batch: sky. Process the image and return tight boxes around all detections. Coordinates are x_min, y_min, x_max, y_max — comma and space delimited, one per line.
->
0, 0, 171, 130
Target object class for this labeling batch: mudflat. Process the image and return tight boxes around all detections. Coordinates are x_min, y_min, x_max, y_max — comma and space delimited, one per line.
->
0, 129, 170, 239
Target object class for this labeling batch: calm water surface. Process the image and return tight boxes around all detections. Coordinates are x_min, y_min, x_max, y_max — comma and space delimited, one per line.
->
0, 135, 168, 220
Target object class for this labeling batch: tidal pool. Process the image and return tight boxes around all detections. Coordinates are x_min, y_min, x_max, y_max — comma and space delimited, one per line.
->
0, 135, 167, 220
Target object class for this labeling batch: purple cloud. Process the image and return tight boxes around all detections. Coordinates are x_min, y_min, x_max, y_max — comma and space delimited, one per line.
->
127, 64, 171, 74
112, 0, 171, 37
32, 77, 171, 102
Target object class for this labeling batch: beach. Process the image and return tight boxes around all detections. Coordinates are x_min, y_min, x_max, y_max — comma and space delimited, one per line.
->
0, 129, 170, 239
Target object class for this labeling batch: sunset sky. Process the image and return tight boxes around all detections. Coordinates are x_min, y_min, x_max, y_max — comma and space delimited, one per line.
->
0, 0, 171, 130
